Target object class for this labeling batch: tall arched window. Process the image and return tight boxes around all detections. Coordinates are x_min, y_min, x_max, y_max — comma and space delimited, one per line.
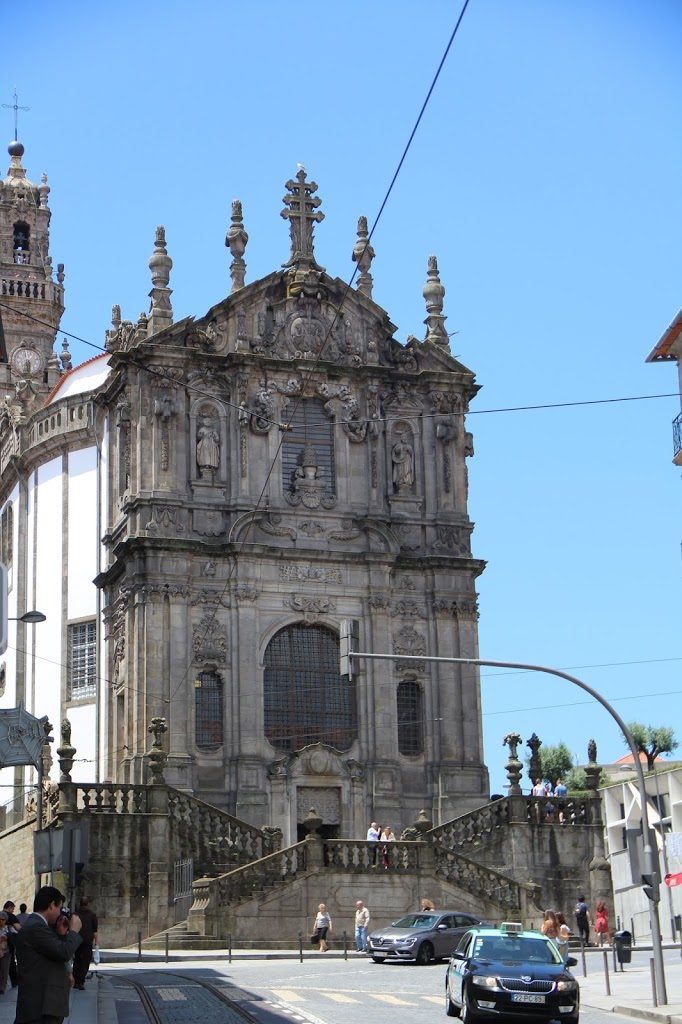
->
195, 670, 223, 748
397, 678, 423, 756
282, 399, 335, 494
264, 624, 355, 751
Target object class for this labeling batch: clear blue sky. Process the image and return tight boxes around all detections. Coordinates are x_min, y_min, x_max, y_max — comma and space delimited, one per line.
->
5, 0, 681, 794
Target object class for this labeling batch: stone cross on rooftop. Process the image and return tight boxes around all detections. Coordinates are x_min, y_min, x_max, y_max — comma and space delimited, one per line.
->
281, 167, 324, 270
2, 88, 29, 140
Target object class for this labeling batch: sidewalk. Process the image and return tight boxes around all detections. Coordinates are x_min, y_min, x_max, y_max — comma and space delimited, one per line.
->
576, 949, 682, 1024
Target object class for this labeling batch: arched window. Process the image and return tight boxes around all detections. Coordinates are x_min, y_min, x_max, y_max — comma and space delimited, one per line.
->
195, 670, 223, 748
282, 398, 335, 494
264, 624, 355, 751
13, 222, 30, 263
397, 679, 423, 756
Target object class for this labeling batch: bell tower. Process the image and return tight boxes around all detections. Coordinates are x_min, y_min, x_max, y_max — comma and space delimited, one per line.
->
0, 139, 65, 400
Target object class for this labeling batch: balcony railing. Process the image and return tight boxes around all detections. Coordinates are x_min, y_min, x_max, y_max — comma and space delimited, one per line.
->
673, 411, 682, 462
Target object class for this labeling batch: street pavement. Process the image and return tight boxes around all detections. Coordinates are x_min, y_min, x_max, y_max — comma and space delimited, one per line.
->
0, 944, 678, 1023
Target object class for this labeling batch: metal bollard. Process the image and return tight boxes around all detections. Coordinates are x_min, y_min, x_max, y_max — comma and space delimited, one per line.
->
228, 933, 232, 964
613, 946, 619, 974
137, 931, 142, 962
580, 940, 587, 978
298, 931, 303, 963
630, 918, 636, 946
343, 930, 348, 960
602, 950, 611, 996
650, 958, 658, 1007
165, 932, 169, 963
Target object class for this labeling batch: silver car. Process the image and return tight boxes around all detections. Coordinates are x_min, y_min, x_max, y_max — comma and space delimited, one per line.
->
368, 911, 483, 965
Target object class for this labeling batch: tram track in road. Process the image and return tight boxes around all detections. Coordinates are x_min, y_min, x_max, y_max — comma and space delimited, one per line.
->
109, 970, 267, 1024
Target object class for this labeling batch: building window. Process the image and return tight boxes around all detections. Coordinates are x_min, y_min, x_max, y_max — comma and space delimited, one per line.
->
67, 621, 97, 700
264, 624, 355, 751
282, 399, 335, 494
0, 504, 13, 570
397, 679, 423, 756
13, 222, 30, 263
195, 670, 223, 748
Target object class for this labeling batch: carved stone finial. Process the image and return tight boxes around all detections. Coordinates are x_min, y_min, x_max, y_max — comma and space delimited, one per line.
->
352, 215, 375, 298
526, 732, 543, 785
226, 198, 249, 292
147, 716, 168, 785
587, 738, 597, 764
56, 718, 76, 782
60, 338, 72, 372
413, 808, 433, 837
112, 304, 121, 328
302, 806, 323, 837
148, 226, 173, 334
423, 254, 449, 348
280, 167, 325, 271
503, 732, 523, 795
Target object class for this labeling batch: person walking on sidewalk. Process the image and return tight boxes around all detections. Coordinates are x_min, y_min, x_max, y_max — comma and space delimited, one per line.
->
354, 900, 370, 951
594, 900, 609, 946
15, 885, 82, 1024
574, 894, 591, 946
313, 903, 332, 952
72, 896, 98, 990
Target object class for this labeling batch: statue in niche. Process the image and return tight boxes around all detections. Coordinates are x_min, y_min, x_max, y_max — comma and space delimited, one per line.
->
196, 414, 220, 479
392, 434, 414, 491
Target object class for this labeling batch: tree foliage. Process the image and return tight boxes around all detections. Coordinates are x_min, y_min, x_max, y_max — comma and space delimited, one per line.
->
526, 742, 573, 787
626, 722, 678, 772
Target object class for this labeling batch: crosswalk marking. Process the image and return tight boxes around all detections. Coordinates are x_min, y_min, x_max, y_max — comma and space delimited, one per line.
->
324, 992, 361, 1003
273, 989, 306, 1002
423, 995, 443, 1004
369, 993, 414, 1006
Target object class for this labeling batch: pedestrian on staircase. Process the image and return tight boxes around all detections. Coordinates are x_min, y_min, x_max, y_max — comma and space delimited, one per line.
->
313, 903, 332, 952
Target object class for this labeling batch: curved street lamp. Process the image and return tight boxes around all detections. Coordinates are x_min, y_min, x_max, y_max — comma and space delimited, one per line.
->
9, 611, 47, 624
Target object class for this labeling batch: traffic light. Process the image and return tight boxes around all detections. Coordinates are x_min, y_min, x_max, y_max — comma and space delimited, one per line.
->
642, 871, 660, 902
340, 620, 359, 679
0, 562, 7, 656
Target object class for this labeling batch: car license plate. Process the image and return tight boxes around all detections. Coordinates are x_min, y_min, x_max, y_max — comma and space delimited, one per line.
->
511, 994, 546, 1004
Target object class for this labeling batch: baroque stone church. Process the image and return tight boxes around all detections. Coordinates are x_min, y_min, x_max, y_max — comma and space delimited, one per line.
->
0, 139, 490, 843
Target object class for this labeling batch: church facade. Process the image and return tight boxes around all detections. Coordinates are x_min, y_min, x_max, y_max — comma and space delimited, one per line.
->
0, 141, 489, 842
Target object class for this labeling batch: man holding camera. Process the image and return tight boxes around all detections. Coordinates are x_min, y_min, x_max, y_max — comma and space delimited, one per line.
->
15, 885, 82, 1024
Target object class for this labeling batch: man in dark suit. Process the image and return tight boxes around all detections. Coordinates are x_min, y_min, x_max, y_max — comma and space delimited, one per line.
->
15, 885, 82, 1024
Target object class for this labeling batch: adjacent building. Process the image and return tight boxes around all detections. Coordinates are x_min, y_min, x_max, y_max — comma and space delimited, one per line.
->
0, 140, 490, 842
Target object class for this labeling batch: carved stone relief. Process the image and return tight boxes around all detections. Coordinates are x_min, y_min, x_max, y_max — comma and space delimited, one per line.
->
192, 613, 228, 663
279, 565, 342, 584
393, 625, 426, 657
296, 787, 341, 824
285, 594, 336, 618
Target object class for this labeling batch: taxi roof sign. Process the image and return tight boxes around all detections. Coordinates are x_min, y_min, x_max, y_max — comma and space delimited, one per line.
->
499, 922, 523, 934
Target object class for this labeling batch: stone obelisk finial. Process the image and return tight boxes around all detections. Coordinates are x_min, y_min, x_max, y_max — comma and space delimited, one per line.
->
226, 199, 248, 292
423, 255, 449, 348
352, 215, 375, 298
147, 226, 173, 335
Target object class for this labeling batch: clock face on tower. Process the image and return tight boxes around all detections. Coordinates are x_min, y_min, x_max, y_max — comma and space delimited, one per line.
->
10, 345, 43, 378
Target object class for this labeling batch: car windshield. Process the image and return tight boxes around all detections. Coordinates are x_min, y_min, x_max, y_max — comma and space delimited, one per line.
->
471, 935, 562, 965
392, 914, 437, 929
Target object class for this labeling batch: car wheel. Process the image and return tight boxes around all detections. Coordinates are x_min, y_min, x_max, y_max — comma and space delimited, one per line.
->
416, 941, 434, 965
445, 982, 461, 1017
461, 991, 479, 1024
371, 956, 386, 964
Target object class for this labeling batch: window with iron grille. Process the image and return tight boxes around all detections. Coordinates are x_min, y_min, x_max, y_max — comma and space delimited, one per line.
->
195, 670, 223, 748
282, 399, 335, 494
397, 679, 423, 756
264, 624, 355, 751
67, 621, 97, 700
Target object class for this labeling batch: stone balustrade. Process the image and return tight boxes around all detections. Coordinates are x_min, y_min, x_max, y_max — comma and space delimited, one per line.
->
430, 798, 510, 848
75, 783, 150, 814
434, 846, 524, 910
0, 275, 63, 304
167, 787, 276, 877
324, 839, 421, 871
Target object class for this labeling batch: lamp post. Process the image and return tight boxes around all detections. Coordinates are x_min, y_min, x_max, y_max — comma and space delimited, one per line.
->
9, 611, 47, 624
347, 649, 668, 1006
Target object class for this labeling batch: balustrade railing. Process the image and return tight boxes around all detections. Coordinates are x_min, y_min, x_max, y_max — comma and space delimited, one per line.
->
430, 799, 510, 848
76, 783, 150, 814
1, 276, 63, 304
167, 787, 275, 877
434, 847, 523, 909
192, 841, 308, 912
324, 839, 420, 871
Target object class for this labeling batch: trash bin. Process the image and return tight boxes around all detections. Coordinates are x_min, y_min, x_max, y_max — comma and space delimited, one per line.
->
613, 930, 632, 964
